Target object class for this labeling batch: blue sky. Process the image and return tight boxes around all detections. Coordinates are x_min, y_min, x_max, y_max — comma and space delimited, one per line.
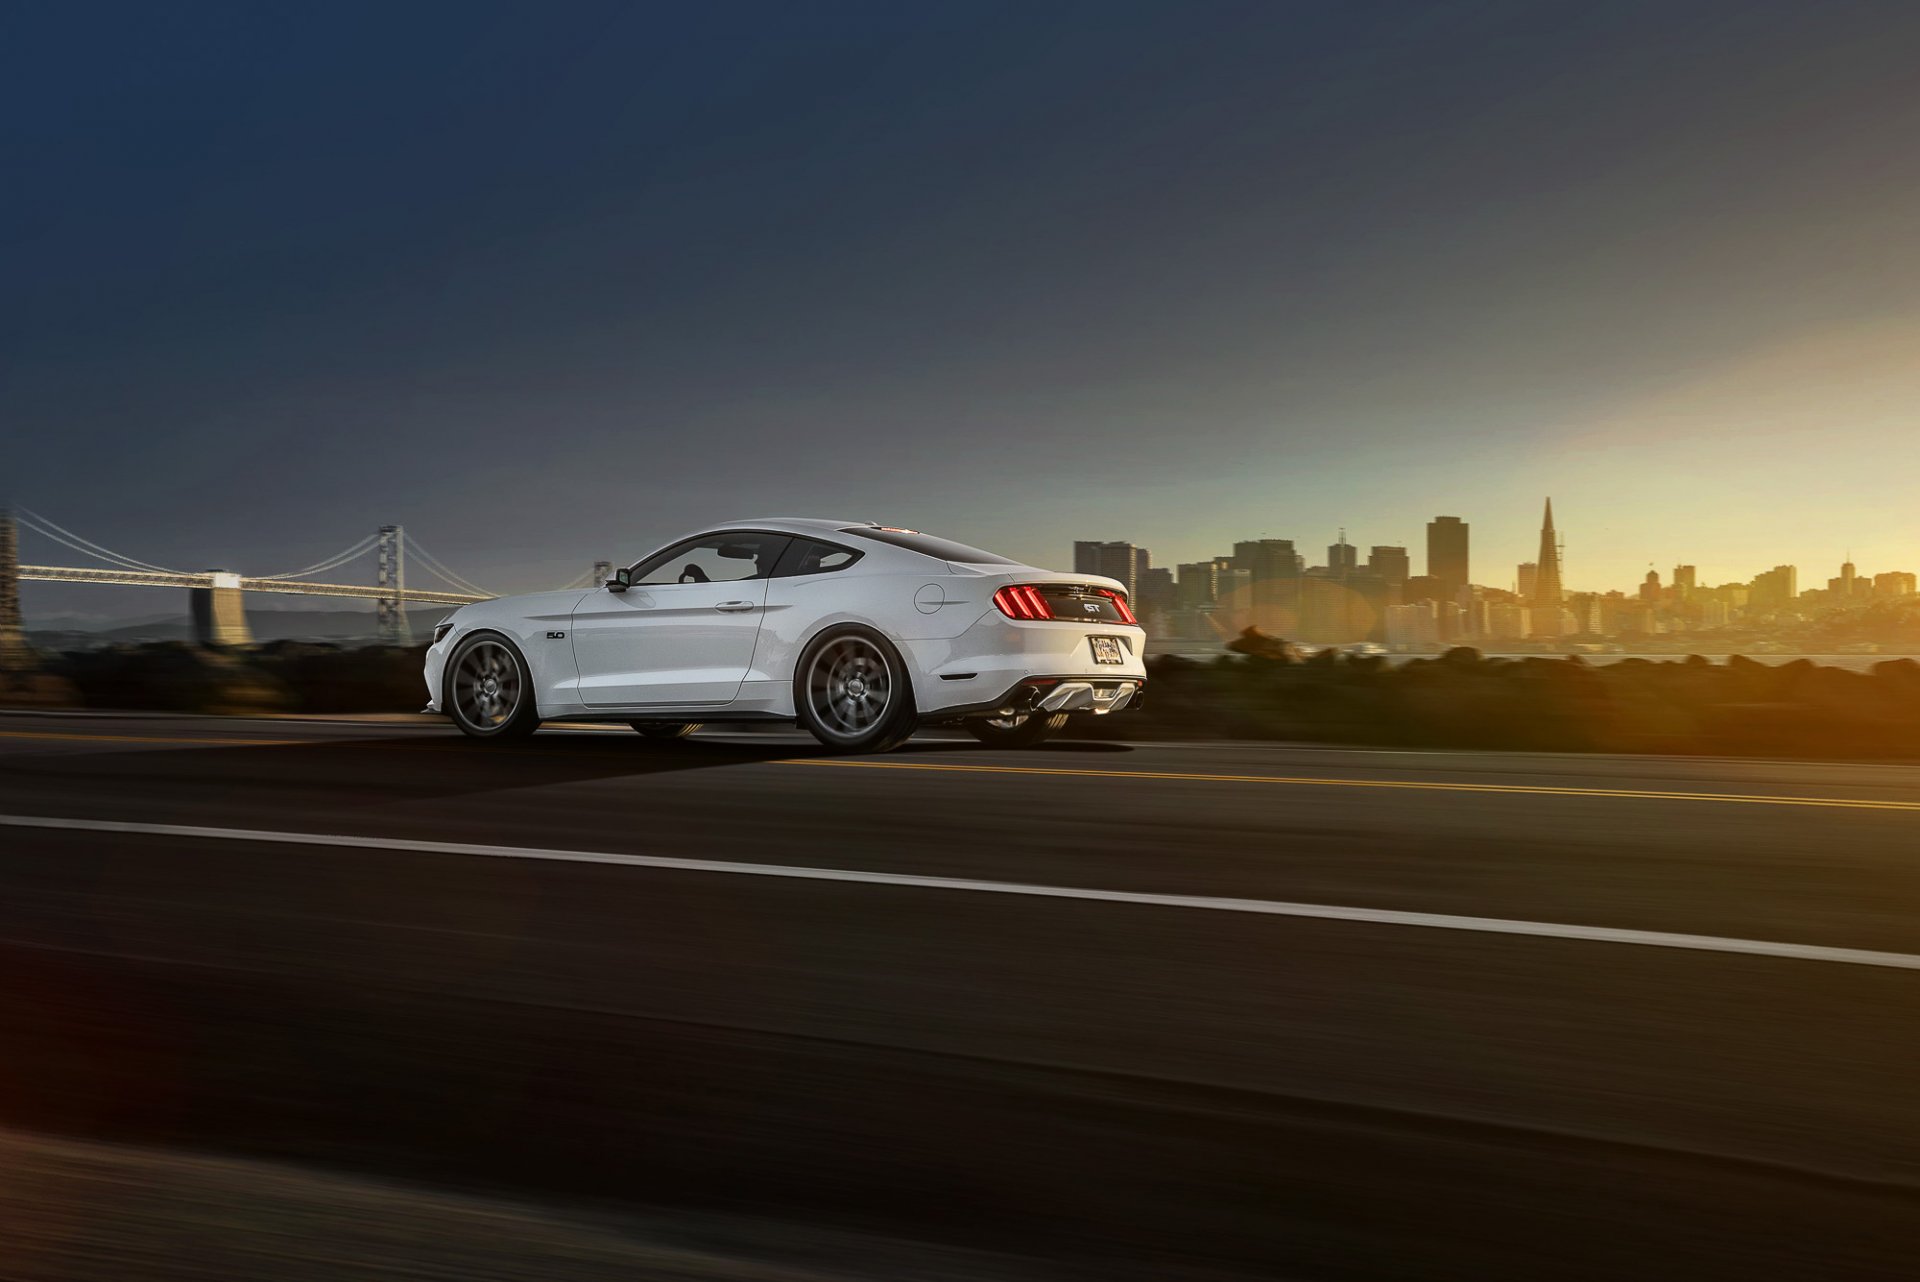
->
7, 1, 1919, 616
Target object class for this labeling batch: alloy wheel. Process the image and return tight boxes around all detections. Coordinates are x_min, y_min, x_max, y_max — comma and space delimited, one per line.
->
806, 635, 894, 741
453, 639, 523, 730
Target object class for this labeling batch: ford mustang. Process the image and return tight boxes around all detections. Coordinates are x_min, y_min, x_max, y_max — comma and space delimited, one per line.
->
424, 519, 1146, 752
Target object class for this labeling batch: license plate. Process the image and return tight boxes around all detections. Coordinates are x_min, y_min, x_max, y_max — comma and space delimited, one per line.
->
1090, 636, 1125, 665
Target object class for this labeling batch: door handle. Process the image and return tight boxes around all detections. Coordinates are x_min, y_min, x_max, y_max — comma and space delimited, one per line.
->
714, 600, 756, 612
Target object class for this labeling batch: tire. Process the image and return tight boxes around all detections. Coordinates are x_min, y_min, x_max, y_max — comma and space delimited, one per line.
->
444, 633, 542, 739
965, 711, 1070, 748
630, 721, 702, 739
794, 626, 916, 753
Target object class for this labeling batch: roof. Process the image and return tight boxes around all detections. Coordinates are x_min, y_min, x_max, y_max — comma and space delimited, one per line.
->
712, 517, 879, 536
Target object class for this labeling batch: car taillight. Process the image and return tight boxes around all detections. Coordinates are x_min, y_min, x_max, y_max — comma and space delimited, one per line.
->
1096, 588, 1138, 625
992, 585, 1054, 620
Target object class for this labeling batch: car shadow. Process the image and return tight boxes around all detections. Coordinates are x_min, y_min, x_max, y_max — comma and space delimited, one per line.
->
3, 732, 822, 808
1, 727, 1139, 816
293, 732, 830, 799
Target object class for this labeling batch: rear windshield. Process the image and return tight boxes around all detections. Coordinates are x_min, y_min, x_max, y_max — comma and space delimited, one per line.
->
841, 527, 1016, 564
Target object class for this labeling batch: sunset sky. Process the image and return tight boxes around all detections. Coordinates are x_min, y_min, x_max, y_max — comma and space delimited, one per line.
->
7, 1, 1920, 617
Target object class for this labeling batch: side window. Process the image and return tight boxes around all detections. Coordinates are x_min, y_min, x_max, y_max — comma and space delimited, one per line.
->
630, 533, 791, 586
772, 538, 864, 578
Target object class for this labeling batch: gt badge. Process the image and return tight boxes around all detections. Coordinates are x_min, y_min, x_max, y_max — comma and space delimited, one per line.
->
546, 630, 566, 639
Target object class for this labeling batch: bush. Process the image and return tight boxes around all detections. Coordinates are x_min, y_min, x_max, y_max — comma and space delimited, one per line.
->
28, 641, 430, 715
1087, 647, 1920, 759
12, 638, 1920, 758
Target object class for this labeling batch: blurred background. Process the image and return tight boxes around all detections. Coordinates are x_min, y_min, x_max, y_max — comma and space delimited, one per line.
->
5, 3, 1920, 1278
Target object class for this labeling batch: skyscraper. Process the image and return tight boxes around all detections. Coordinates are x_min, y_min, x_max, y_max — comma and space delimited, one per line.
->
1073, 541, 1149, 600
1327, 532, 1358, 578
1232, 539, 1301, 581
1176, 561, 1220, 608
1426, 516, 1469, 603
1232, 539, 1303, 633
1750, 565, 1798, 609
1530, 499, 1563, 638
1138, 566, 1174, 624
1367, 545, 1409, 585
1488, 602, 1532, 640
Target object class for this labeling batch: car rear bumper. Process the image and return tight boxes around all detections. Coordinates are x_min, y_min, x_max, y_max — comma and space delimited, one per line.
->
930, 673, 1145, 720
907, 613, 1148, 716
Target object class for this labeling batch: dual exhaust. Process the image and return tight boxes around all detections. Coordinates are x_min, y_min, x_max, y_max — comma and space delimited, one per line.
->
1033, 680, 1138, 715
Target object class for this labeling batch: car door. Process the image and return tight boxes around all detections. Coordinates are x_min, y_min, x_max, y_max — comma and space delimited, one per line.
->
571, 531, 790, 706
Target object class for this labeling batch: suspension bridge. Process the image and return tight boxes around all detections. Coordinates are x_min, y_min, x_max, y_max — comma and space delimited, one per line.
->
0, 507, 611, 649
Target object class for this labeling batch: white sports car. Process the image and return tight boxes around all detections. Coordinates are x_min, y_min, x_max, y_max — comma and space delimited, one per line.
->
424, 519, 1147, 752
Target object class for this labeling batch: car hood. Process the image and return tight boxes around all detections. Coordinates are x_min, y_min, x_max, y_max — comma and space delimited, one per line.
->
457, 588, 594, 625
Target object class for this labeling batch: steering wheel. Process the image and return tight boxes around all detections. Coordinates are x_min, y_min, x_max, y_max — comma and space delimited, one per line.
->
679, 563, 710, 584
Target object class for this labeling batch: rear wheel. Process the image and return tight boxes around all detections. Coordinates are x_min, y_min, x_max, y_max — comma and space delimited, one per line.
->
795, 627, 916, 753
965, 711, 1069, 748
629, 721, 701, 739
446, 635, 541, 739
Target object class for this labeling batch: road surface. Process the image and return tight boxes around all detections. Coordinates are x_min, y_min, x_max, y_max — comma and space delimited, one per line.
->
2, 710, 1919, 1279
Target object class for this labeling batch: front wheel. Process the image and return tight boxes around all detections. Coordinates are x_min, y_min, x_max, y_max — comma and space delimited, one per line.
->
630, 721, 701, 739
446, 634, 541, 739
795, 627, 916, 753
965, 711, 1069, 748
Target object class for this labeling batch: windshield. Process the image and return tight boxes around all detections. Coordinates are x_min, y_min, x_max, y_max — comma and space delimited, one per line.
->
842, 527, 1016, 564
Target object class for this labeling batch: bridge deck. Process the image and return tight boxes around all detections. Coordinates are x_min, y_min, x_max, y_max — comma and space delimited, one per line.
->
19, 565, 487, 606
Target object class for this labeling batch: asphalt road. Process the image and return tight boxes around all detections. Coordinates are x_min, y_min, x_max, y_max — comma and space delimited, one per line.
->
3, 710, 1920, 1279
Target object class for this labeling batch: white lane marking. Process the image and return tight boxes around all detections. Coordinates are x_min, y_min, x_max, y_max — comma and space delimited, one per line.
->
5, 812, 1920, 972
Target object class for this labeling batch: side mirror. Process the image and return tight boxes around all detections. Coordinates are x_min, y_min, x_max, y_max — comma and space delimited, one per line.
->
607, 567, 632, 593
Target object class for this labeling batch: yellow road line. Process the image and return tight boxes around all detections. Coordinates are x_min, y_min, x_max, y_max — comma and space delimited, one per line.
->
776, 758, 1920, 812
6, 729, 1915, 813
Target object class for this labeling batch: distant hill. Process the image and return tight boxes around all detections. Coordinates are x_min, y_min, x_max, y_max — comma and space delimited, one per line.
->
27, 606, 457, 649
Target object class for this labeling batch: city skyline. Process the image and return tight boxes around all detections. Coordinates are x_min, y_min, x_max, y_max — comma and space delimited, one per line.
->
1068, 497, 1915, 603
1071, 492, 1916, 648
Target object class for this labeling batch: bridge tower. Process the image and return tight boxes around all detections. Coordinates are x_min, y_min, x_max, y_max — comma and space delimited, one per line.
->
376, 525, 411, 645
0, 507, 25, 661
190, 571, 254, 647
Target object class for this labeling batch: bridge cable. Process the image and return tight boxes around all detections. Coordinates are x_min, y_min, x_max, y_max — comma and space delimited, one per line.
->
14, 508, 187, 575
256, 536, 378, 580
404, 537, 499, 598
414, 561, 498, 597
407, 549, 494, 598
255, 534, 381, 581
